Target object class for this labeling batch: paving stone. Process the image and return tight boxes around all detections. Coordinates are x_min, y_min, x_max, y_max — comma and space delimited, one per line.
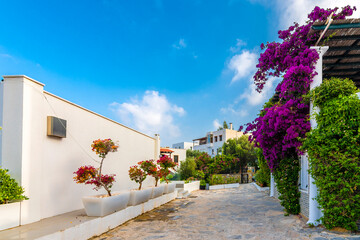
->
90, 184, 360, 240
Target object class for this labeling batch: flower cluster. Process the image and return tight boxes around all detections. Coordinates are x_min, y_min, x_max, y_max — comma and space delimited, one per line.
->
91, 138, 118, 159
157, 155, 177, 170
246, 6, 356, 171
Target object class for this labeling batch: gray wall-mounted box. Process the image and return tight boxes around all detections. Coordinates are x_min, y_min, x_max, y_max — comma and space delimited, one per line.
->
47, 116, 67, 138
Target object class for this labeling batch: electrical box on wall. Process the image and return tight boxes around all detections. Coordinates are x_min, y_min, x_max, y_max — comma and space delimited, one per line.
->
47, 116, 67, 138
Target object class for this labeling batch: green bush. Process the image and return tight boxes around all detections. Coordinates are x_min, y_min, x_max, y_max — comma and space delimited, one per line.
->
200, 179, 206, 186
273, 157, 300, 215
303, 77, 360, 231
210, 175, 225, 185
254, 148, 270, 187
179, 157, 196, 180
0, 168, 28, 204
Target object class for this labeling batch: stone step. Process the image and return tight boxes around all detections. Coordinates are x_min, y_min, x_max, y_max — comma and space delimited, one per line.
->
176, 190, 190, 199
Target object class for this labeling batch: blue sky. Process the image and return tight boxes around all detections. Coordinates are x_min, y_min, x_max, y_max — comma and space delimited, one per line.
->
1, 0, 358, 146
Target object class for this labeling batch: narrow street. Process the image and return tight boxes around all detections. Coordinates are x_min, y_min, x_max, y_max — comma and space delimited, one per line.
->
92, 184, 359, 240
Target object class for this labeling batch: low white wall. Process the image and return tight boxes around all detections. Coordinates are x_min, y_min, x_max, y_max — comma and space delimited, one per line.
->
0, 75, 160, 226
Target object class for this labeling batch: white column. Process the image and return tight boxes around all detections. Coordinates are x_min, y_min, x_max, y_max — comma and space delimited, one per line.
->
270, 173, 275, 197
1, 75, 46, 225
307, 46, 328, 226
154, 134, 160, 160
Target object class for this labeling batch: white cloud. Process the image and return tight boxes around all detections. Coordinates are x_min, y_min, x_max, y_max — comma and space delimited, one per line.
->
240, 77, 278, 106
172, 38, 187, 49
110, 91, 185, 139
220, 106, 249, 117
274, 0, 360, 28
230, 39, 247, 53
213, 119, 222, 130
228, 50, 258, 83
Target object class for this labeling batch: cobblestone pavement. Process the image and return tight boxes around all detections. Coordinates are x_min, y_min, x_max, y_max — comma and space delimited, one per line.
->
91, 184, 360, 240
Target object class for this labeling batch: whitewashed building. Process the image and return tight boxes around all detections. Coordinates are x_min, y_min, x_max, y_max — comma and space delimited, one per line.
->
172, 142, 195, 150
192, 123, 243, 157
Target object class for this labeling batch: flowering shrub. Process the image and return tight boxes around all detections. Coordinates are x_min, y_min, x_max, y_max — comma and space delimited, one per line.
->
157, 155, 177, 183
73, 139, 118, 196
157, 155, 177, 170
244, 5, 356, 215
247, 5, 356, 171
139, 160, 163, 187
129, 165, 147, 190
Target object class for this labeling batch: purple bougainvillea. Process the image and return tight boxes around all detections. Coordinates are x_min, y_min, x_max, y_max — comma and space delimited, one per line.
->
246, 6, 356, 171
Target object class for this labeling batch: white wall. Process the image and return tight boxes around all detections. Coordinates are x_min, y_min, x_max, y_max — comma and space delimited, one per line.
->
172, 142, 193, 150
0, 75, 159, 225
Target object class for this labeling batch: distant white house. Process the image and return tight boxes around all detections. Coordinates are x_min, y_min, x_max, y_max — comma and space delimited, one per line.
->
192, 123, 243, 157
172, 141, 196, 150
160, 147, 186, 166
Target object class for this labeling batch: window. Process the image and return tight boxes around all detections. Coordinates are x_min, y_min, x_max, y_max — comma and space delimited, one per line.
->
219, 135, 223, 141
190, 146, 192, 150
300, 154, 309, 191
174, 155, 179, 163
215, 136, 218, 142
212, 149, 214, 155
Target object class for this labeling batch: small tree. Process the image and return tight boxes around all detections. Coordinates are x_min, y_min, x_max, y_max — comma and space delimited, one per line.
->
179, 157, 196, 180
139, 160, 162, 187
74, 139, 118, 196
129, 165, 147, 190
157, 155, 177, 183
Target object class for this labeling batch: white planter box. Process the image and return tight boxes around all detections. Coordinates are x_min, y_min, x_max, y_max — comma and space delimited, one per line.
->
82, 191, 131, 217
128, 188, 152, 206
224, 183, 240, 188
163, 183, 176, 194
151, 185, 165, 199
0, 202, 21, 231
209, 183, 240, 190
184, 181, 200, 193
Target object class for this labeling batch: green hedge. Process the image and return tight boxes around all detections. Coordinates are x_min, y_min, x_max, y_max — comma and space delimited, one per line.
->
273, 157, 300, 215
303, 77, 360, 231
0, 168, 28, 204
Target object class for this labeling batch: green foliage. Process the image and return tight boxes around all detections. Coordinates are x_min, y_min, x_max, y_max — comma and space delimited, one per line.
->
254, 148, 270, 187
222, 135, 257, 170
0, 168, 28, 204
179, 157, 196, 180
186, 149, 202, 158
210, 174, 224, 185
303, 77, 360, 231
273, 157, 300, 215
200, 179, 206, 186
209, 174, 241, 185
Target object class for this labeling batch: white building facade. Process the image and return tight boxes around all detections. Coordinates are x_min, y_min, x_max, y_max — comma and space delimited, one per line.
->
172, 142, 195, 150
192, 124, 243, 157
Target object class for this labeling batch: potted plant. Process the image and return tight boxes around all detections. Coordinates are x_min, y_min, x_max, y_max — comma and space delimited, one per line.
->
73, 139, 130, 217
128, 165, 152, 205
157, 155, 177, 194
0, 168, 28, 230
139, 160, 165, 199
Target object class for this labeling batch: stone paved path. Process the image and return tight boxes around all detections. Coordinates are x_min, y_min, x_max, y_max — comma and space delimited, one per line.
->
91, 184, 360, 240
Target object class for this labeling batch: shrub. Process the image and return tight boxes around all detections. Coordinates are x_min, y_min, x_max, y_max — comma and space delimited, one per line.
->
157, 155, 177, 183
179, 157, 196, 180
0, 168, 28, 204
303, 77, 360, 230
210, 175, 225, 185
273, 157, 300, 215
254, 148, 270, 187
